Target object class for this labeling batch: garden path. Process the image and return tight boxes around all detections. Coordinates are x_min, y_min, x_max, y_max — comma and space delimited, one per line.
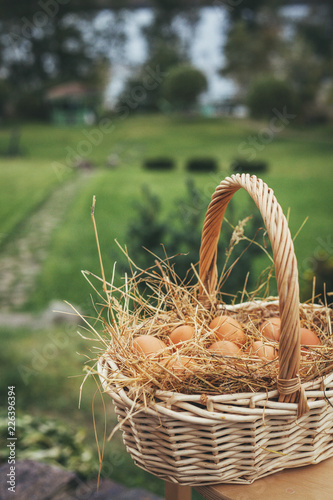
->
0, 172, 91, 313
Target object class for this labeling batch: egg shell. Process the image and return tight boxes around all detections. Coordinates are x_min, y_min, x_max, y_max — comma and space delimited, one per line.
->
260, 317, 281, 341
209, 315, 246, 345
169, 325, 194, 347
250, 340, 277, 361
208, 340, 241, 356
132, 335, 167, 356
300, 328, 320, 346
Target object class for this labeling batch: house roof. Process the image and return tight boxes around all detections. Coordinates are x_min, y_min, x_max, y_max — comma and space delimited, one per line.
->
46, 82, 97, 100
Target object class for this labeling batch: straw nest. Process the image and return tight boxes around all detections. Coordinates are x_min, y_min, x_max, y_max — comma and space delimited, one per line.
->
84, 253, 333, 401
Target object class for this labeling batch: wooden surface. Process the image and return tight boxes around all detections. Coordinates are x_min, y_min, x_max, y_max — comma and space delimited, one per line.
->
194, 457, 333, 500
165, 482, 191, 500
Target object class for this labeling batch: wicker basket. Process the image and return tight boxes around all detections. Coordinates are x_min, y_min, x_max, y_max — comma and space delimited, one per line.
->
98, 174, 333, 485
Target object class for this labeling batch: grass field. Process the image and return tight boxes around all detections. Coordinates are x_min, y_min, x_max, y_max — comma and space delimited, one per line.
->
1, 114, 331, 310
0, 114, 332, 496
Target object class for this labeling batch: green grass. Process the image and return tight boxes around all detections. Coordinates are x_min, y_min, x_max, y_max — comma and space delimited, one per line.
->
0, 158, 70, 244
1, 115, 332, 310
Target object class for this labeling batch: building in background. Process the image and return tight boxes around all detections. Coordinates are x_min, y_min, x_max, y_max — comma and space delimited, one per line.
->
45, 82, 100, 125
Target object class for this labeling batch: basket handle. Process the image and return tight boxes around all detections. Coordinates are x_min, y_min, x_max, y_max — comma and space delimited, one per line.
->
199, 174, 309, 417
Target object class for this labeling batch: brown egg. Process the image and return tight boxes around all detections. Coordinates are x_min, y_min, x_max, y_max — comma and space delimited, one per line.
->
209, 315, 246, 345
132, 335, 167, 356
300, 328, 320, 346
160, 356, 192, 375
260, 317, 281, 341
250, 340, 277, 361
208, 340, 241, 356
169, 325, 194, 347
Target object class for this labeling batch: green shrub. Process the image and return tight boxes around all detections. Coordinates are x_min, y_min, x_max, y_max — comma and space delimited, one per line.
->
247, 77, 299, 120
125, 179, 264, 302
143, 157, 175, 170
161, 64, 208, 111
0, 413, 97, 478
301, 250, 333, 302
186, 158, 218, 173
231, 158, 268, 174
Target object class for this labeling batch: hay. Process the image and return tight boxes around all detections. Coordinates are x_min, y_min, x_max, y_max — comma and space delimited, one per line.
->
84, 251, 333, 400
80, 197, 332, 404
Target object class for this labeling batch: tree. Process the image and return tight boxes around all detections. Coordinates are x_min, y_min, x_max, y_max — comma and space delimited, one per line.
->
224, 0, 277, 27
247, 76, 298, 120
221, 17, 283, 98
0, 1, 117, 119
161, 64, 207, 111
117, 0, 199, 113
221, 1, 333, 120
117, 41, 186, 112
283, 4, 333, 121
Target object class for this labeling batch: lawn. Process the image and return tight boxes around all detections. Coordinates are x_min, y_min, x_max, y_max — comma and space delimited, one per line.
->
2, 114, 329, 311
0, 158, 70, 246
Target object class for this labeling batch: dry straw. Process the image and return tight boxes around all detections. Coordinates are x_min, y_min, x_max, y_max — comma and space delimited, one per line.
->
86, 174, 333, 485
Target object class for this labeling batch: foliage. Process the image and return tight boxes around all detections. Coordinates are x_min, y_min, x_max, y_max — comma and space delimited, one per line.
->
185, 157, 218, 173
225, 0, 277, 26
222, 2, 333, 119
0, 413, 97, 478
161, 64, 208, 111
279, 35, 328, 121
125, 184, 167, 273
231, 158, 268, 174
301, 250, 333, 303
117, 42, 187, 113
117, 0, 199, 113
143, 157, 175, 170
221, 20, 282, 97
125, 179, 264, 302
142, 1, 199, 50
0, 4, 112, 120
247, 77, 299, 120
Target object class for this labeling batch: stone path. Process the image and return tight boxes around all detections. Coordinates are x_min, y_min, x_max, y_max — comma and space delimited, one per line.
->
0, 173, 90, 312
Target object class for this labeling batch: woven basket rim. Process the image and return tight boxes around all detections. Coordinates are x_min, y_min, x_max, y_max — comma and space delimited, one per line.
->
98, 299, 333, 424
99, 357, 333, 424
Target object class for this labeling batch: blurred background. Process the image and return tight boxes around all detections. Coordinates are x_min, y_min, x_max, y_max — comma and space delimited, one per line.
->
0, 0, 332, 498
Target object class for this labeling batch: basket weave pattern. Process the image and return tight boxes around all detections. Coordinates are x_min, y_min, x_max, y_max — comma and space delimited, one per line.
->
99, 174, 333, 485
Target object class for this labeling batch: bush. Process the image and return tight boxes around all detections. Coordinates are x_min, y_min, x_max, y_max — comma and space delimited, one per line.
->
116, 42, 185, 112
186, 158, 218, 173
0, 413, 97, 478
231, 158, 268, 174
124, 179, 264, 302
161, 64, 208, 111
247, 77, 299, 120
143, 157, 175, 170
301, 250, 333, 302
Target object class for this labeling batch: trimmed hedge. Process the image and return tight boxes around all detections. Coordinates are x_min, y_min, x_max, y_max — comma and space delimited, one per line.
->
186, 157, 218, 173
143, 157, 175, 170
231, 158, 268, 174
